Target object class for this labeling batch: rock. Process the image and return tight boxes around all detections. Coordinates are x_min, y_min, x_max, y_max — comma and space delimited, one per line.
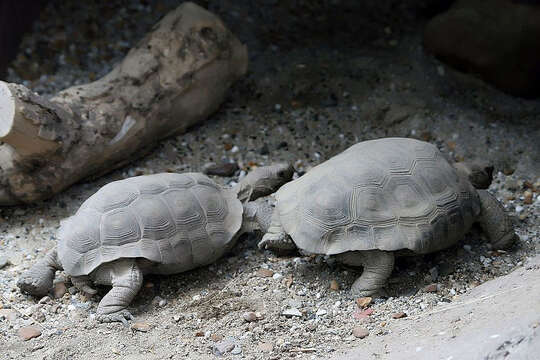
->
131, 322, 151, 332
231, 345, 242, 355
282, 308, 302, 317
68, 286, 78, 295
0, 255, 9, 269
352, 327, 369, 339
330, 280, 340, 291
424, 283, 439, 293
258, 342, 273, 352
272, 273, 283, 280
33, 310, 46, 322
211, 334, 224, 342
392, 312, 407, 319
424, 0, 540, 97
316, 309, 327, 316
0, 308, 18, 321
243, 311, 258, 322
38, 296, 51, 304
356, 297, 372, 308
53, 282, 67, 299
202, 162, 239, 177
256, 268, 274, 278
353, 308, 374, 320
152, 296, 167, 307
213, 337, 237, 356
524, 190, 533, 205
18, 326, 41, 341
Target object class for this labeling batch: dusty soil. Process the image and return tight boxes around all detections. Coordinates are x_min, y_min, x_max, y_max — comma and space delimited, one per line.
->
1, 1, 539, 359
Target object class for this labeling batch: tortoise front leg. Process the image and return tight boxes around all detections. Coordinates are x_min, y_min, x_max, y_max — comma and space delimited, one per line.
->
337, 250, 394, 296
94, 259, 143, 325
18, 247, 62, 297
477, 190, 517, 250
258, 211, 296, 251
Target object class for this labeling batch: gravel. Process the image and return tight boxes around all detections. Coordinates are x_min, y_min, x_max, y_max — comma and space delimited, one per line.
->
1, 0, 539, 359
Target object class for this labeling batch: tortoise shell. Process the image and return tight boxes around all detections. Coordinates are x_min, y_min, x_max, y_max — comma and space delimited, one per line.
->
274, 138, 481, 255
57, 173, 243, 276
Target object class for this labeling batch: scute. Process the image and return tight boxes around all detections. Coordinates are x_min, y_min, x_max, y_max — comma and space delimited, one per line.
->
275, 138, 480, 255
58, 172, 243, 276
131, 196, 176, 240
82, 182, 139, 212
101, 208, 142, 246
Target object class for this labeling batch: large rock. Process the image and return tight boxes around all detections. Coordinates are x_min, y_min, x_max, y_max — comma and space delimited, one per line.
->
336, 254, 540, 359
424, 0, 540, 97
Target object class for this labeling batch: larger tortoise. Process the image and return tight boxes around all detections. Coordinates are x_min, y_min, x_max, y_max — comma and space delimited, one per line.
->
18, 164, 293, 323
259, 138, 516, 296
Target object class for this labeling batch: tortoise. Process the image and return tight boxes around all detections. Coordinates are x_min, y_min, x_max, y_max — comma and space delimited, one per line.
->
18, 164, 294, 323
258, 138, 517, 296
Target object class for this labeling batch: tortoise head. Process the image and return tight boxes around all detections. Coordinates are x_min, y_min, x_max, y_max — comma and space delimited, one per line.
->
234, 163, 294, 202
453, 161, 494, 189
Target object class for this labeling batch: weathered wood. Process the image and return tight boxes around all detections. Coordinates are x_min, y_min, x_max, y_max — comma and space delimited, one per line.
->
0, 2, 248, 205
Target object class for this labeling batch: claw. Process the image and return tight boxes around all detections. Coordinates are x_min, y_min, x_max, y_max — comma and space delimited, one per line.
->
257, 238, 269, 249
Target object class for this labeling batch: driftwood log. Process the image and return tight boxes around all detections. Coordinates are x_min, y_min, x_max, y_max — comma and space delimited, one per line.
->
0, 2, 247, 205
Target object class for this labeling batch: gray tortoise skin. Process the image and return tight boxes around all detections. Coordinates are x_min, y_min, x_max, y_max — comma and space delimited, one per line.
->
18, 164, 293, 324
259, 138, 517, 296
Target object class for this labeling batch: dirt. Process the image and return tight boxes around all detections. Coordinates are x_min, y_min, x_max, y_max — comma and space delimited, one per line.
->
0, 1, 539, 359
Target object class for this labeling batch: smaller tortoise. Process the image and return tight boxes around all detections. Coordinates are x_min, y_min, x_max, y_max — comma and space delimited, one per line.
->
259, 138, 517, 296
18, 164, 293, 323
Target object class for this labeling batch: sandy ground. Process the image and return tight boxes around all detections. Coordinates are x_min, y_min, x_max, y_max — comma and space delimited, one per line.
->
0, 1, 539, 359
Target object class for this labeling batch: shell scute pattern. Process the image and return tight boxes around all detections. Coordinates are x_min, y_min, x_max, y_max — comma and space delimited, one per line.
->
275, 138, 480, 255
130, 196, 176, 240
82, 182, 139, 213
101, 208, 141, 246
58, 173, 242, 276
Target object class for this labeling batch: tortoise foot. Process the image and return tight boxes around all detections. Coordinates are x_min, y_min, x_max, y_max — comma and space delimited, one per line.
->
258, 232, 296, 251
96, 309, 134, 326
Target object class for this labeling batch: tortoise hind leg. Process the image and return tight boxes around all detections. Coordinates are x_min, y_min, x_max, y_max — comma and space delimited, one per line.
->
258, 210, 296, 251
477, 190, 517, 250
18, 247, 62, 297
94, 259, 143, 325
337, 250, 394, 296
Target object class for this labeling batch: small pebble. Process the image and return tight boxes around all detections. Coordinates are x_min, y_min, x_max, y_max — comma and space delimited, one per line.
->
330, 280, 340, 291
352, 327, 369, 339
353, 308, 374, 320
523, 190, 533, 204
282, 308, 302, 317
392, 312, 407, 319
202, 162, 239, 177
258, 342, 273, 352
424, 283, 438, 293
356, 297, 372, 308
272, 273, 283, 280
0, 309, 18, 321
243, 312, 258, 322
257, 268, 274, 278
53, 282, 67, 299
0, 256, 9, 269
213, 338, 236, 356
18, 326, 41, 341
131, 322, 151, 332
